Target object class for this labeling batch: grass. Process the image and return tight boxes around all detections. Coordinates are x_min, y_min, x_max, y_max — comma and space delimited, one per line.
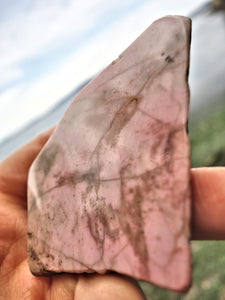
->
190, 98, 225, 168
139, 96, 225, 299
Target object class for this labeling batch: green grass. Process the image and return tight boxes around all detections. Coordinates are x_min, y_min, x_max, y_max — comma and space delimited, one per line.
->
139, 96, 225, 299
190, 99, 225, 168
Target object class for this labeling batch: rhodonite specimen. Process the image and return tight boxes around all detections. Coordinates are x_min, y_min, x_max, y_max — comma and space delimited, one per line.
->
28, 15, 192, 292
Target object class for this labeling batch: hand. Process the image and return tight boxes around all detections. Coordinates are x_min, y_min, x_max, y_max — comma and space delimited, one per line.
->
0, 128, 145, 300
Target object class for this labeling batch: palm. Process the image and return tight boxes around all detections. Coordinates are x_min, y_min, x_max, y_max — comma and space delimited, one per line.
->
0, 129, 144, 300
0, 188, 50, 298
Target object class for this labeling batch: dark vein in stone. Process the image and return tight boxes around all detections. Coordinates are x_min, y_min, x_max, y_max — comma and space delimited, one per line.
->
41, 163, 170, 196
136, 108, 171, 125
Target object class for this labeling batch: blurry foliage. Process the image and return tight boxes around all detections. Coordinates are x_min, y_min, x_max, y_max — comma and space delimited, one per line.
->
139, 95, 225, 299
212, 0, 225, 11
190, 98, 225, 168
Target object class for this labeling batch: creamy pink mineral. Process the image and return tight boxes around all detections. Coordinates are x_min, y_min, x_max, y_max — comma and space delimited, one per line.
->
28, 15, 192, 292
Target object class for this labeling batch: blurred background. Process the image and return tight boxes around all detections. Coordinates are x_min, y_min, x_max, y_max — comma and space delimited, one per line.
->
0, 0, 225, 298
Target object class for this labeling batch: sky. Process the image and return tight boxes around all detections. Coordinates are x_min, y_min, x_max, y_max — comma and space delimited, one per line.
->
0, 0, 209, 142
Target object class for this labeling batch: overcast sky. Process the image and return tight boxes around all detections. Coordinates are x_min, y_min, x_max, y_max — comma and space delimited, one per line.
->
0, 0, 208, 142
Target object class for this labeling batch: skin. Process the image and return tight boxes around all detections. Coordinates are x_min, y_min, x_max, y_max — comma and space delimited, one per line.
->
0, 128, 224, 299
191, 167, 225, 240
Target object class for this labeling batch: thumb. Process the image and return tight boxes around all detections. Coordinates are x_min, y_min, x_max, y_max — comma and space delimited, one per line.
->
75, 273, 146, 300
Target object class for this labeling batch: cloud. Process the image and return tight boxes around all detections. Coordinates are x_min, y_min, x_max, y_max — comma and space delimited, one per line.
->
0, 66, 23, 88
0, 84, 26, 138
0, 0, 138, 73
0, 0, 207, 141
0, 84, 24, 107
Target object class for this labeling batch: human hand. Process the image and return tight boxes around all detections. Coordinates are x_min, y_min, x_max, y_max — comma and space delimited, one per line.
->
0, 128, 145, 299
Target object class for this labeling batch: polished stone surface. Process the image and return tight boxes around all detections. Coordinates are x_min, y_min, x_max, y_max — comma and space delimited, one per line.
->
28, 15, 192, 292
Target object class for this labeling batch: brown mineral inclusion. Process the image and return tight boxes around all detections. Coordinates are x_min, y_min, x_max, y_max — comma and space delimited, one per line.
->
28, 15, 192, 292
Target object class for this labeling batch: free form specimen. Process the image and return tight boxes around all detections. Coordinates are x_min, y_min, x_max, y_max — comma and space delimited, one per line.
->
28, 15, 192, 292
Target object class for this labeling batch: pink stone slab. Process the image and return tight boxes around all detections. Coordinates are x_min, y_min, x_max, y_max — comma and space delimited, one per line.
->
28, 15, 192, 292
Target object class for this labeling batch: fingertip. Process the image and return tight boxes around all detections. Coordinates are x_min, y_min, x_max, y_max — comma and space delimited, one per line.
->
49, 273, 78, 299
191, 167, 225, 240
